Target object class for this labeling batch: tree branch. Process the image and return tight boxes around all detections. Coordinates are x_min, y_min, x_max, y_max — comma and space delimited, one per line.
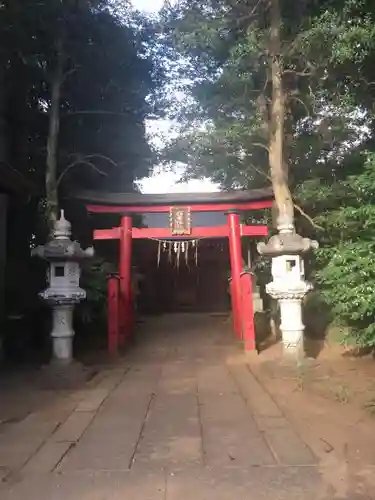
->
234, 0, 267, 24
67, 153, 119, 169
61, 66, 79, 84
61, 110, 132, 119
246, 0, 266, 21
287, 94, 311, 117
283, 69, 313, 77
294, 202, 324, 230
252, 141, 270, 153
57, 156, 110, 187
247, 162, 271, 182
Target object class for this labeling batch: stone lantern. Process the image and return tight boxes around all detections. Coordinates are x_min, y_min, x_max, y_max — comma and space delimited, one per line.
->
32, 210, 94, 365
257, 215, 318, 361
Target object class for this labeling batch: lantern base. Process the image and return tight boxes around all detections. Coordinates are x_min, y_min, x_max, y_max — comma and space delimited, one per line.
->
50, 303, 75, 364
267, 281, 312, 362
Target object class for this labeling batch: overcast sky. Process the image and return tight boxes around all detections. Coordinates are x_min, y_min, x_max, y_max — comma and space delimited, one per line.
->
132, 0, 165, 11
131, 0, 219, 194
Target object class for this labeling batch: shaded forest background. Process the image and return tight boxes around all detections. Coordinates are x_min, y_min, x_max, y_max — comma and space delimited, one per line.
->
0, 0, 169, 360
2, 0, 375, 359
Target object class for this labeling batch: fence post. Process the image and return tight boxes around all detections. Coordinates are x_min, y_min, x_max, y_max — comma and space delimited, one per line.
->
107, 274, 120, 355
240, 272, 256, 351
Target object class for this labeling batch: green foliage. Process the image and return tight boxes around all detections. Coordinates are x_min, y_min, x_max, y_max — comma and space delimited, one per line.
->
160, 0, 375, 193
304, 152, 375, 347
298, 6, 375, 65
77, 259, 115, 327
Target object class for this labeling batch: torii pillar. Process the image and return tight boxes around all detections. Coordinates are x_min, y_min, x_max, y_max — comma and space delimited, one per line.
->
119, 214, 133, 344
227, 210, 242, 338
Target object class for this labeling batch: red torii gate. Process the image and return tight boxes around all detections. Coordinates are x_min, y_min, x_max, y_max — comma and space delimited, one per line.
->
77, 188, 273, 353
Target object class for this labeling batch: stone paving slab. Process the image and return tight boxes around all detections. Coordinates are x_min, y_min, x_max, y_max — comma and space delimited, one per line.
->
195, 360, 277, 467
0, 373, 127, 476
38, 398, 82, 425
0, 470, 166, 500
197, 364, 237, 396
57, 377, 156, 472
132, 359, 202, 468
228, 361, 282, 417
0, 442, 40, 470
75, 388, 111, 412
157, 360, 197, 394
1, 466, 371, 500
0, 379, 62, 423
0, 414, 61, 469
21, 441, 72, 474
198, 391, 276, 467
1, 413, 61, 440
263, 426, 316, 466
95, 369, 128, 391
135, 393, 202, 468
57, 439, 136, 472
229, 361, 317, 466
0, 466, 9, 482
52, 411, 95, 443
166, 465, 332, 500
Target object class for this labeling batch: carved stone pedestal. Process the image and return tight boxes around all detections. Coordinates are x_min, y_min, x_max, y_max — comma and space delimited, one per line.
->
266, 281, 312, 361
50, 303, 75, 364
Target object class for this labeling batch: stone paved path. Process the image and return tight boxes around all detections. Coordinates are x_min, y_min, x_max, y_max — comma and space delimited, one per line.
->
0, 314, 369, 498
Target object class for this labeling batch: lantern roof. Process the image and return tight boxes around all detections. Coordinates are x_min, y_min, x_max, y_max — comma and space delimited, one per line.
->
31, 211, 94, 261
258, 231, 318, 257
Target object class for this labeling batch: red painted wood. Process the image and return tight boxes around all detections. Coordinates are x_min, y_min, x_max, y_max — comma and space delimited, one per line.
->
132, 226, 226, 239
242, 225, 268, 237
240, 273, 256, 351
229, 278, 239, 338
228, 212, 243, 339
132, 225, 268, 239
94, 225, 268, 241
107, 276, 120, 355
119, 215, 133, 345
94, 227, 121, 240
87, 199, 273, 214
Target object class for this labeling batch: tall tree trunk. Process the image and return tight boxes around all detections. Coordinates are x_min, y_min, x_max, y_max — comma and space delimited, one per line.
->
46, 37, 64, 233
268, 0, 294, 226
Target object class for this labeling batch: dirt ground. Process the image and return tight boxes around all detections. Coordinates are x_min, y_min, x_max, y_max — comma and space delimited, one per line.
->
259, 330, 375, 417
251, 329, 375, 497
